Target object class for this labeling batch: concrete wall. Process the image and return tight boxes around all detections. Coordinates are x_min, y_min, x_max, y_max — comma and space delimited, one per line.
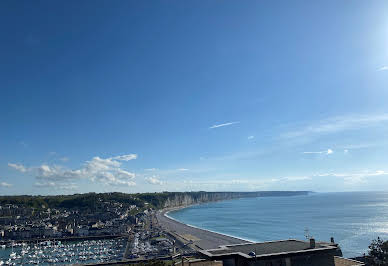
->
219, 250, 339, 266
334, 256, 365, 266
176, 259, 223, 266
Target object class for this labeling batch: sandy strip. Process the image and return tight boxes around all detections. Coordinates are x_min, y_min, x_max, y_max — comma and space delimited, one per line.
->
156, 206, 252, 250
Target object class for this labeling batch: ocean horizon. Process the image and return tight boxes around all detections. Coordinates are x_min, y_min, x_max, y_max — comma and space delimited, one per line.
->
168, 191, 388, 258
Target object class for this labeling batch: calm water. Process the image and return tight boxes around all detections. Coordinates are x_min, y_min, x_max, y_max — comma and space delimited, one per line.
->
168, 192, 388, 258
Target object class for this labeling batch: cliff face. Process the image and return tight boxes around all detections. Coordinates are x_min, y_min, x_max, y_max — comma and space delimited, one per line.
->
162, 191, 309, 208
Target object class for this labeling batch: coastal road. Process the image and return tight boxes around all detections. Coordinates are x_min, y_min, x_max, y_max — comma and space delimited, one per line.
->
156, 209, 251, 250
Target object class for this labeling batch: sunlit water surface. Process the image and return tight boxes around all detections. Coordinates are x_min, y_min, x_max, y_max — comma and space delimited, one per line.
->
169, 192, 388, 258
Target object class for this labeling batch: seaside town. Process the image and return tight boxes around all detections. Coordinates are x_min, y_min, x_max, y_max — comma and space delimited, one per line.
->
0, 192, 271, 241
0, 193, 184, 264
3, 0, 388, 265
0, 192, 376, 266
0, 203, 132, 240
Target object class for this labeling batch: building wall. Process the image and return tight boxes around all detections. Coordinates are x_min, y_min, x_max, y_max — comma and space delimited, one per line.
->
176, 259, 223, 266
334, 256, 365, 266
217, 250, 339, 266
290, 253, 335, 266
223, 258, 236, 266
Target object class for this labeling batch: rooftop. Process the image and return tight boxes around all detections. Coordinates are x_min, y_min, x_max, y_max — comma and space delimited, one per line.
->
200, 239, 339, 259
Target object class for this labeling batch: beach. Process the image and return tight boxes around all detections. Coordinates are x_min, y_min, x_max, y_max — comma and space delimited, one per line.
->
156, 207, 251, 250
160, 192, 388, 258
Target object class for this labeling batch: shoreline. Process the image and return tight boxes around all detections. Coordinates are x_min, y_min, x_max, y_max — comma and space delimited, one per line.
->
156, 203, 252, 250
163, 205, 256, 244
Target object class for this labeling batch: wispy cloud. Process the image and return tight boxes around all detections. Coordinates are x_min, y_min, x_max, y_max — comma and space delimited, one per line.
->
315, 170, 388, 185
378, 66, 388, 71
303, 149, 333, 155
111, 154, 138, 161
283, 114, 388, 139
0, 182, 12, 188
247, 135, 254, 140
176, 175, 313, 191
176, 168, 189, 171
145, 176, 164, 185
200, 150, 267, 161
35, 182, 77, 191
209, 121, 240, 129
343, 143, 376, 150
8, 163, 28, 173
267, 170, 388, 187
59, 157, 69, 162
8, 154, 138, 187
19, 141, 28, 148
145, 168, 158, 171
279, 176, 312, 181
155, 168, 388, 192
142, 167, 191, 175
178, 179, 272, 191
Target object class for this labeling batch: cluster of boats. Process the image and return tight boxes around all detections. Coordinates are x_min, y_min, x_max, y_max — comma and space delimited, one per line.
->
0, 238, 126, 265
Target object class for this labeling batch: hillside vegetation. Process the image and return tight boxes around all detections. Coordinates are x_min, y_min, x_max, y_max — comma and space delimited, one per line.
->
0, 191, 310, 210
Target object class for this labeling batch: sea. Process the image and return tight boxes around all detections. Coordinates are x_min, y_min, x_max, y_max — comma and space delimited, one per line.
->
168, 191, 388, 258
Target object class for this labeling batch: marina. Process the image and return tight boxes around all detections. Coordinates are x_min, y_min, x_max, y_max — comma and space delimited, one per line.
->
0, 238, 126, 265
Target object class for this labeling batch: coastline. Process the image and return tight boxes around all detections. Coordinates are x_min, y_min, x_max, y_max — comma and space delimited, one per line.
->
164, 206, 256, 243
156, 203, 252, 250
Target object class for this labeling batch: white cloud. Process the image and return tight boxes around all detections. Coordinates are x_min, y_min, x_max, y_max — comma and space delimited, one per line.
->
283, 114, 388, 139
177, 178, 280, 191
145, 168, 157, 171
344, 149, 349, 154
59, 157, 69, 162
8, 163, 28, 173
8, 154, 138, 187
279, 176, 312, 181
153, 168, 388, 192
209, 121, 240, 129
142, 167, 191, 175
0, 182, 12, 188
317, 170, 387, 178
112, 154, 138, 161
35, 181, 78, 191
311, 170, 388, 185
19, 141, 28, 148
378, 66, 388, 71
186, 170, 388, 190
145, 176, 164, 185
303, 149, 333, 155
343, 143, 376, 150
247, 136, 254, 140
201, 150, 267, 161
35, 181, 56, 187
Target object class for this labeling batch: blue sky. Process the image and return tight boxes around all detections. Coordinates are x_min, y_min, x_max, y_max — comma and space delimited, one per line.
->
1, 0, 388, 195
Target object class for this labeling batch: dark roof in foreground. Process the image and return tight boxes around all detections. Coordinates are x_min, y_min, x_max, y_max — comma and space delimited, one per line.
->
199, 239, 339, 259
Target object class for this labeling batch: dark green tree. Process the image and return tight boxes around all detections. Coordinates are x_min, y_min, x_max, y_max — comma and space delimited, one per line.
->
367, 237, 388, 265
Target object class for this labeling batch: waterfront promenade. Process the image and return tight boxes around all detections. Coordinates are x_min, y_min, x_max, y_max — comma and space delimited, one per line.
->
156, 208, 251, 250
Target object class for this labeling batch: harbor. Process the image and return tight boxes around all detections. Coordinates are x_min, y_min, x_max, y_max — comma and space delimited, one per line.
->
0, 238, 126, 265
0, 207, 201, 265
